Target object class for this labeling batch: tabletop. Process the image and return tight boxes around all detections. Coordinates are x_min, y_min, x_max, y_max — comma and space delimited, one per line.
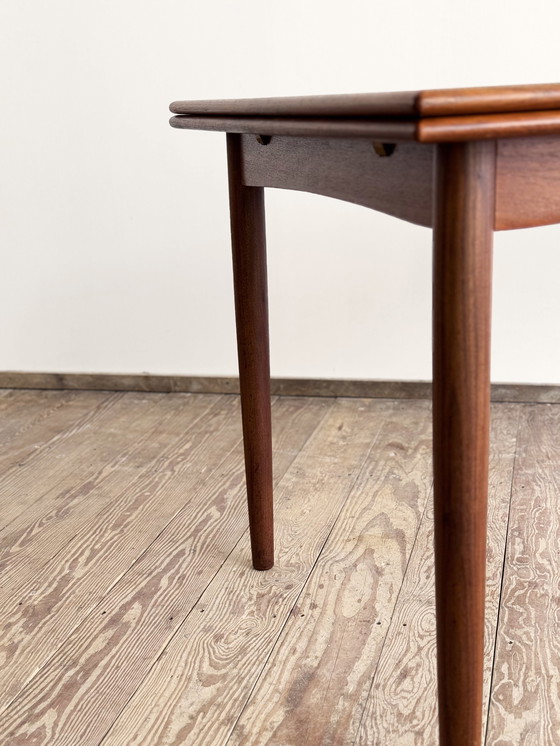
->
170, 82, 560, 142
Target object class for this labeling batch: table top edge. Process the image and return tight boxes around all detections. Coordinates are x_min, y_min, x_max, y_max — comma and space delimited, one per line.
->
170, 83, 560, 120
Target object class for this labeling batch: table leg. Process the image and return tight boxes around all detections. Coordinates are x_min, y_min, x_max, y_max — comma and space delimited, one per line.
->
432, 141, 496, 745
226, 133, 274, 570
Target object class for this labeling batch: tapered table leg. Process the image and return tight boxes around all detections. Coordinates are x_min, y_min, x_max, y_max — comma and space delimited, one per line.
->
432, 141, 496, 745
226, 133, 274, 571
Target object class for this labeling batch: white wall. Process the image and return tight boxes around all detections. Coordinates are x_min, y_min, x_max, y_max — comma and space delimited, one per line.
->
1, 0, 560, 383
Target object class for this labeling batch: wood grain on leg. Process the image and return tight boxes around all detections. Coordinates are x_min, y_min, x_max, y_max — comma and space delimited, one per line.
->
227, 133, 274, 570
432, 140, 496, 746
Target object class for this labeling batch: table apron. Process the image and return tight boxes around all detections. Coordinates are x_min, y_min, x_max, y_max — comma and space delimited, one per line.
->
237, 133, 560, 231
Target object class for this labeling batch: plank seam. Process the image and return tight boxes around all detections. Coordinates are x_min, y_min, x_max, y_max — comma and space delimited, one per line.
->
223, 400, 396, 746
96, 396, 332, 746
0, 395, 233, 720
0, 395, 224, 598
350, 473, 435, 745
0, 392, 122, 533
483, 406, 523, 746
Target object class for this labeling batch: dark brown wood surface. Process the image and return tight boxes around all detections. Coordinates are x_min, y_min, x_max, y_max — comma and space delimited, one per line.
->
171, 90, 419, 117
170, 84, 560, 143
227, 133, 274, 571
238, 133, 560, 231
418, 109, 560, 142
171, 83, 560, 119
495, 136, 560, 230
241, 135, 433, 227
171, 110, 560, 143
432, 140, 496, 746
170, 115, 416, 141
418, 83, 560, 116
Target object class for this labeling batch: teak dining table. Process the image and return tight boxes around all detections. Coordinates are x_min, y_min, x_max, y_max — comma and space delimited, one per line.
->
169, 83, 560, 746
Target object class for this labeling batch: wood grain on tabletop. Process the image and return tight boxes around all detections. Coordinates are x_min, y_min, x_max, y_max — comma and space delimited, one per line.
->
170, 83, 560, 143
417, 83, 560, 116
170, 83, 560, 118
417, 109, 560, 142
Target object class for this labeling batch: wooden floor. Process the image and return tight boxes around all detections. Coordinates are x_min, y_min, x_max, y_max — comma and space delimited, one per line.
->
0, 389, 558, 745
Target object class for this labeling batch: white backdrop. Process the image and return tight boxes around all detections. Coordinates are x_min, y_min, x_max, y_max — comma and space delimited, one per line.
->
1, 0, 560, 383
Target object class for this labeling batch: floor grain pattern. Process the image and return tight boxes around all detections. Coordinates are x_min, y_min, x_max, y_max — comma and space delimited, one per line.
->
0, 391, 557, 745
486, 404, 560, 745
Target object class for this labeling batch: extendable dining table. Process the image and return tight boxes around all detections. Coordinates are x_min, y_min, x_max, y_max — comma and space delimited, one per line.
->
169, 83, 560, 745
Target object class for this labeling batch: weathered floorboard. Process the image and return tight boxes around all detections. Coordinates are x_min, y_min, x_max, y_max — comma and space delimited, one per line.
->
0, 390, 95, 458
0, 390, 118, 524
0, 392, 155, 530
0, 393, 229, 706
0, 394, 220, 598
355, 403, 520, 745
100, 398, 394, 746
0, 395, 332, 744
0, 392, 552, 745
228, 400, 433, 746
486, 404, 560, 744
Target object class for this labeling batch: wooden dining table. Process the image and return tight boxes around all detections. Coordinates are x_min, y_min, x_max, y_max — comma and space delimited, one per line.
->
169, 83, 560, 745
